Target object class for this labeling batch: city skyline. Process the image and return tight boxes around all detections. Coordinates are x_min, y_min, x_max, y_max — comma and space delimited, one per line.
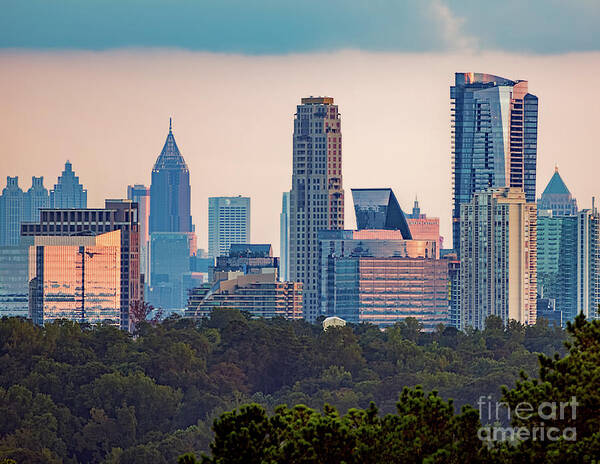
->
2, 53, 600, 255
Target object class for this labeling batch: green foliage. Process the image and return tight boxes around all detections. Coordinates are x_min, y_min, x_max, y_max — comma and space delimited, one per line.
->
0, 310, 574, 463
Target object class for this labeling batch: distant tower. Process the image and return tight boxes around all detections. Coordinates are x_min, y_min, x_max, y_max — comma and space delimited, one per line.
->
208, 196, 250, 258
25, 176, 49, 222
0, 177, 25, 246
537, 166, 578, 216
149, 119, 193, 233
451, 73, 538, 254
289, 97, 344, 321
50, 161, 87, 208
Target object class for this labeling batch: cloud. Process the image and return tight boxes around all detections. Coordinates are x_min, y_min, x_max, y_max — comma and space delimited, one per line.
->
0, 0, 598, 53
430, 0, 478, 52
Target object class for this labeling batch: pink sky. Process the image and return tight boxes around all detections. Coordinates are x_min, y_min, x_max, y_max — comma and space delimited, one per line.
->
1, 50, 599, 253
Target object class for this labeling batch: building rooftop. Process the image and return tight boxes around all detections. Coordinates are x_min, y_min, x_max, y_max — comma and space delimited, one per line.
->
542, 168, 571, 196
301, 96, 334, 105
153, 118, 188, 171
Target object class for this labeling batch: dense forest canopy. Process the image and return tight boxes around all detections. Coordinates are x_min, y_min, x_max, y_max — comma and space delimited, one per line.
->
1, 310, 592, 463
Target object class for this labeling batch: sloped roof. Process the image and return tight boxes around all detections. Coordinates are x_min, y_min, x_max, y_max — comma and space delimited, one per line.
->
153, 119, 188, 171
542, 169, 570, 196
351, 188, 412, 239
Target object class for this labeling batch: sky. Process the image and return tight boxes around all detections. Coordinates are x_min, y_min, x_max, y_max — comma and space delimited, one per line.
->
1, 1, 599, 253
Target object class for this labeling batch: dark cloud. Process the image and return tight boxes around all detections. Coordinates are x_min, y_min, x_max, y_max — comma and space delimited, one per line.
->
1, 0, 598, 53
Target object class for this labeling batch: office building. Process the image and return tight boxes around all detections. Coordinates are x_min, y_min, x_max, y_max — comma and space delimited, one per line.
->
29, 231, 121, 326
451, 73, 538, 254
405, 197, 443, 257
25, 177, 49, 222
537, 166, 578, 216
0, 177, 24, 246
149, 119, 193, 234
0, 241, 31, 318
280, 191, 290, 281
459, 187, 537, 329
443, 251, 461, 329
211, 244, 278, 282
50, 161, 87, 208
319, 229, 448, 330
208, 196, 250, 258
289, 97, 344, 321
148, 232, 194, 310
21, 200, 141, 330
186, 273, 302, 320
0, 176, 50, 246
128, 184, 150, 288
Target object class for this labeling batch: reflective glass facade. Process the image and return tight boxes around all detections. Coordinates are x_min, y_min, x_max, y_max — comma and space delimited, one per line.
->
351, 188, 412, 239
150, 121, 193, 234
0, 241, 30, 318
451, 73, 538, 254
319, 230, 448, 330
208, 196, 250, 258
29, 231, 121, 326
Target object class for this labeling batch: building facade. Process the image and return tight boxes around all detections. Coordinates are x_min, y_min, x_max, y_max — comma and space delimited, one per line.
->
1, 176, 50, 246
29, 231, 121, 326
289, 97, 344, 321
128, 184, 150, 288
211, 244, 278, 282
50, 161, 87, 208
186, 273, 302, 320
148, 232, 193, 310
208, 196, 250, 258
319, 229, 448, 330
149, 120, 193, 234
451, 73, 538, 254
21, 200, 140, 330
459, 187, 537, 329
405, 198, 443, 257
280, 191, 290, 281
0, 241, 31, 318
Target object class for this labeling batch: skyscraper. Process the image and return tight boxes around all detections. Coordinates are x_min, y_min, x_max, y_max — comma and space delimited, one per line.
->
459, 187, 537, 329
280, 191, 290, 281
451, 73, 538, 254
148, 232, 191, 309
289, 97, 344, 321
208, 196, 250, 258
50, 161, 87, 208
0, 176, 49, 246
128, 184, 150, 288
25, 177, 49, 222
149, 119, 193, 234
0, 177, 24, 246
537, 166, 578, 216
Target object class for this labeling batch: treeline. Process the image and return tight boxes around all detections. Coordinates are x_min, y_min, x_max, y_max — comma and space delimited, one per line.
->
0, 311, 570, 463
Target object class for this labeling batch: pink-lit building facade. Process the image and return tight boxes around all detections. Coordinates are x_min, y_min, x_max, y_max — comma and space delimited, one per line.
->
318, 229, 449, 330
29, 231, 122, 326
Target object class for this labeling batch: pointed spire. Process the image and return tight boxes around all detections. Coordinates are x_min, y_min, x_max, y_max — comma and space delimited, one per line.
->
153, 120, 188, 171
169, 117, 172, 134
555, 163, 558, 173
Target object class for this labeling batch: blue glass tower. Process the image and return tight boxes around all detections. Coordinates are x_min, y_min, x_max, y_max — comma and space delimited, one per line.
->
50, 161, 87, 208
149, 119, 193, 233
351, 188, 412, 238
451, 73, 538, 255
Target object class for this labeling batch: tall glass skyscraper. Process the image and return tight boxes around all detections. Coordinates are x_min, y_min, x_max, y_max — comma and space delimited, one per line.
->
290, 97, 344, 321
128, 184, 150, 288
208, 196, 251, 258
50, 161, 87, 208
451, 73, 538, 254
149, 120, 193, 234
